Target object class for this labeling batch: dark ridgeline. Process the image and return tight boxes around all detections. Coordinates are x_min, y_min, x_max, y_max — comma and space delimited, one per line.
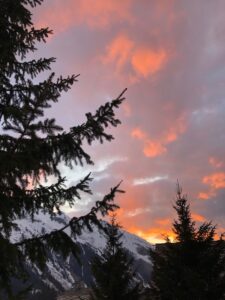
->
0, 0, 125, 298
149, 185, 225, 300
90, 214, 142, 300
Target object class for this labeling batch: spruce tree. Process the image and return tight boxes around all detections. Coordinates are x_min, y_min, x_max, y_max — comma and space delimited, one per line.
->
149, 185, 225, 300
90, 214, 141, 300
0, 0, 125, 297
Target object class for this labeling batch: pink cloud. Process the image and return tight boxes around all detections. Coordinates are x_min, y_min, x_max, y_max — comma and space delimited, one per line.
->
198, 172, 225, 201
198, 192, 212, 200
131, 128, 146, 139
34, 0, 133, 34
203, 173, 225, 189
101, 33, 168, 80
102, 34, 134, 72
32, 0, 225, 243
192, 213, 206, 222
131, 115, 186, 158
144, 140, 167, 157
131, 48, 167, 77
164, 116, 186, 142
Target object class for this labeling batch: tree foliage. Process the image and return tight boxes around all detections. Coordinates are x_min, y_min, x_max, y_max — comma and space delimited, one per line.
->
149, 185, 225, 299
0, 0, 125, 297
91, 214, 141, 300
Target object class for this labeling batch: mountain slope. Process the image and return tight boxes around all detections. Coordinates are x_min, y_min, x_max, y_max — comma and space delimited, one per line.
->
10, 212, 152, 298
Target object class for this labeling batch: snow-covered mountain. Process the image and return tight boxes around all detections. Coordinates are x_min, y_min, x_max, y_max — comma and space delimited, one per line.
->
10, 212, 152, 299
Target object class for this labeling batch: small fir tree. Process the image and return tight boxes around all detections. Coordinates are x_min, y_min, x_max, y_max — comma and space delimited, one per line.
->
91, 214, 141, 300
149, 185, 225, 300
0, 0, 125, 297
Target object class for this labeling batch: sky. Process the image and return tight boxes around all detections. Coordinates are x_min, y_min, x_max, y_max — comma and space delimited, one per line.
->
33, 0, 225, 243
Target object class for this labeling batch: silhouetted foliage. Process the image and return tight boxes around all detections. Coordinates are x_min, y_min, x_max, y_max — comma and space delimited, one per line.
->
0, 0, 125, 297
149, 185, 225, 299
90, 214, 141, 300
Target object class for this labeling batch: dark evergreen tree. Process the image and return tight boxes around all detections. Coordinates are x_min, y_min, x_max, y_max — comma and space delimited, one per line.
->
149, 185, 225, 300
0, 0, 125, 297
90, 214, 141, 300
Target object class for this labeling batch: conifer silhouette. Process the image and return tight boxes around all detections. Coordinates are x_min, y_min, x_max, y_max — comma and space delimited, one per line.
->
91, 214, 141, 300
149, 185, 225, 299
0, 0, 125, 296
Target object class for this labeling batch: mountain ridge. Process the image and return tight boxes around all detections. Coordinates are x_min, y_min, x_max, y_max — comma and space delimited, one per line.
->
9, 211, 152, 299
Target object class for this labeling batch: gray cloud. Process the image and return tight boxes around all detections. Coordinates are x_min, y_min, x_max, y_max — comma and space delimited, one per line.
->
34, 0, 225, 242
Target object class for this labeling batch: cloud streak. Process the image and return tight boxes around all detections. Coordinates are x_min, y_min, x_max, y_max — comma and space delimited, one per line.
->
133, 176, 168, 186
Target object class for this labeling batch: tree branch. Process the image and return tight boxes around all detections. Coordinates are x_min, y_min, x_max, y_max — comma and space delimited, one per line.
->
14, 182, 124, 247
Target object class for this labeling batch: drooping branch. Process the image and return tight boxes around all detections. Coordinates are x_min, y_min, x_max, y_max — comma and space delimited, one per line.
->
14, 182, 124, 248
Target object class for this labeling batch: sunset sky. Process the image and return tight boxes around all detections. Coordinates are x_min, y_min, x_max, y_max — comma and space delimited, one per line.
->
33, 0, 225, 243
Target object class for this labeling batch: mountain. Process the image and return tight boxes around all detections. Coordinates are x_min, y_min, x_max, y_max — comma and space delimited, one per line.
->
9, 212, 152, 299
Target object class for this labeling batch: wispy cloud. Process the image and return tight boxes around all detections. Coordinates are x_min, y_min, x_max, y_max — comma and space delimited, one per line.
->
133, 176, 168, 186
60, 156, 127, 187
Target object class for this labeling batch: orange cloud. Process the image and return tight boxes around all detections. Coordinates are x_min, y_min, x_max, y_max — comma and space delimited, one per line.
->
192, 213, 205, 222
198, 172, 225, 201
156, 218, 171, 226
129, 226, 176, 244
126, 214, 205, 244
102, 33, 168, 80
166, 131, 178, 142
203, 172, 225, 189
131, 127, 167, 158
144, 140, 167, 157
131, 128, 146, 139
102, 34, 134, 71
198, 192, 211, 200
164, 116, 186, 143
131, 115, 186, 158
131, 48, 167, 77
